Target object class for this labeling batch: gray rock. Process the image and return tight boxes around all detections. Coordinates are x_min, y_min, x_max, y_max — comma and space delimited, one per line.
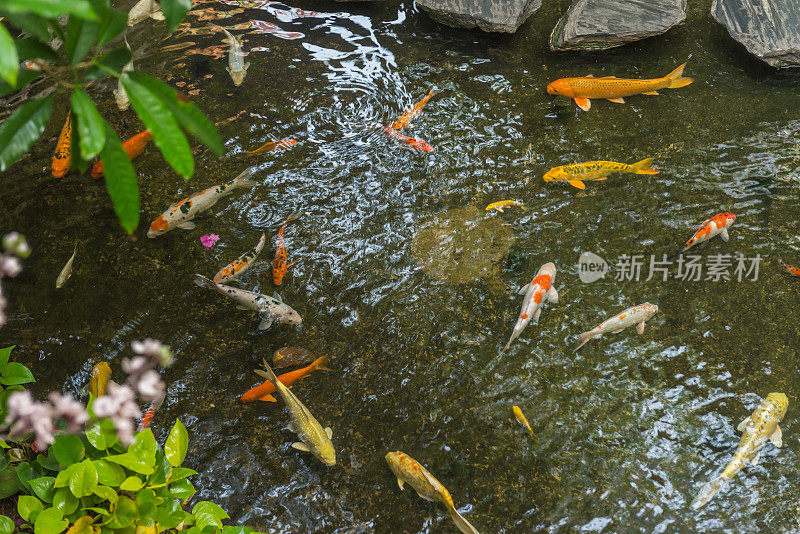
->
550, 0, 686, 51
416, 0, 541, 33
712, 0, 800, 67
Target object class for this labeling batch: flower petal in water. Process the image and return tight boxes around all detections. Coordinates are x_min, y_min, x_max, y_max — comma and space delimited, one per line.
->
201, 234, 220, 248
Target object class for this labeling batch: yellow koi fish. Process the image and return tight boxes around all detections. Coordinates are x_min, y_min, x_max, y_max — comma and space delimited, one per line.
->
512, 405, 536, 441
544, 158, 659, 189
88, 362, 112, 397
485, 200, 526, 213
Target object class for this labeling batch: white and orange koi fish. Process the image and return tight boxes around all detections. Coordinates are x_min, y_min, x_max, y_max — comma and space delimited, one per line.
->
503, 262, 558, 351
575, 302, 658, 351
213, 234, 266, 284
680, 212, 736, 253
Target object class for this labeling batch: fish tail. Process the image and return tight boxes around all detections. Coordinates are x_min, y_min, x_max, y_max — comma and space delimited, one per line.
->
311, 356, 332, 372
574, 330, 595, 352
447, 505, 480, 534
260, 359, 279, 386
284, 211, 301, 224
665, 62, 693, 89
232, 167, 258, 188
631, 158, 659, 175
194, 274, 216, 289
429, 87, 442, 96
691, 476, 727, 510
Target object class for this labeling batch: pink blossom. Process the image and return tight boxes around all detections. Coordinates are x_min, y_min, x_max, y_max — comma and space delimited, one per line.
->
201, 234, 220, 248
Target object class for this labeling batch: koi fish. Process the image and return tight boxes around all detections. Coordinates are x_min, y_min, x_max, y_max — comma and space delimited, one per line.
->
692, 393, 788, 510
241, 356, 331, 402
246, 138, 297, 156
148, 168, 258, 238
680, 212, 736, 253
213, 234, 266, 284
273, 346, 318, 369
575, 302, 658, 351
113, 38, 133, 111
210, 24, 249, 86
485, 200, 526, 213
382, 126, 434, 153
260, 360, 336, 466
194, 274, 301, 330
127, 0, 165, 26
544, 158, 658, 190
91, 130, 153, 179
778, 258, 800, 277
51, 114, 72, 178
547, 63, 693, 111
55, 243, 78, 289
385, 451, 480, 534
272, 213, 299, 286
512, 406, 536, 441
88, 362, 112, 397
137, 396, 163, 431
390, 89, 440, 130
503, 262, 558, 352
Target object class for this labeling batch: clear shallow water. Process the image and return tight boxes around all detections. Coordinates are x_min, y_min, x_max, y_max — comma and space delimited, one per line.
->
2, 0, 800, 531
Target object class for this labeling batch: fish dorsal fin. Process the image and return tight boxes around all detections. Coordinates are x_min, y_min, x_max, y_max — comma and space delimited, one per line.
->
325, 426, 333, 439
770, 425, 783, 448
419, 468, 441, 490
585, 74, 594, 78
737, 416, 751, 432
292, 442, 310, 452
597, 76, 618, 79
258, 316, 274, 331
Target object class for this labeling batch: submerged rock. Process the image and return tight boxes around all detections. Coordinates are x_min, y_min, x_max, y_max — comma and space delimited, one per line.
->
711, 0, 800, 68
416, 0, 541, 33
411, 206, 514, 284
550, 0, 686, 51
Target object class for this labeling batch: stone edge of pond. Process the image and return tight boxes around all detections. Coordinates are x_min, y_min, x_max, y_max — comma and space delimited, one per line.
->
415, 0, 543, 33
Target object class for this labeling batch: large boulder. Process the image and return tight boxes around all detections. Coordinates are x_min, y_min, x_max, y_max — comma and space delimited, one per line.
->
550, 0, 686, 51
711, 0, 800, 68
416, 0, 541, 33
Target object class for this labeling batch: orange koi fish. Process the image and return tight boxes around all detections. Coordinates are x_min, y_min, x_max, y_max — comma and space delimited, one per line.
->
503, 262, 558, 352
213, 233, 266, 284
137, 396, 163, 431
680, 212, 736, 253
246, 138, 297, 156
390, 89, 440, 130
241, 356, 330, 402
382, 126, 434, 153
91, 130, 153, 179
547, 63, 693, 111
778, 258, 800, 277
272, 212, 300, 285
51, 114, 72, 178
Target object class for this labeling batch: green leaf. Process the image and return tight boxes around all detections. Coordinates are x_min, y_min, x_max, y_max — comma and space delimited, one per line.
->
64, 16, 98, 65
122, 76, 193, 178
105, 495, 137, 529
52, 434, 85, 467
17, 495, 43, 522
0, 515, 13, 534
1, 0, 97, 20
0, 361, 35, 385
95, 6, 127, 45
52, 487, 78, 515
53, 463, 77, 488
0, 346, 12, 373
168, 467, 197, 482
153, 498, 184, 529
99, 120, 139, 234
70, 89, 105, 160
85, 419, 117, 451
14, 38, 58, 62
221, 528, 254, 534
119, 476, 143, 491
104, 453, 153, 476
0, 24, 19, 86
3, 13, 51, 43
33, 507, 67, 534
129, 429, 156, 466
85, 46, 131, 80
164, 419, 188, 468
191, 501, 229, 529
0, 464, 20, 499
91, 484, 117, 503
69, 460, 98, 498
94, 459, 126, 486
157, 0, 192, 33
0, 96, 53, 172
169, 478, 194, 504
15, 461, 35, 492
29, 477, 55, 503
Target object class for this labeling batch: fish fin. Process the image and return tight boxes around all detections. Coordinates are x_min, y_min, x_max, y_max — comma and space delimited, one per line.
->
254, 370, 269, 378
177, 221, 195, 230
597, 76, 618, 79
611, 329, 624, 334
325, 426, 333, 439
720, 228, 730, 242
532, 307, 542, 323
584, 74, 594, 77
232, 167, 258, 187
259, 359, 279, 385
568, 180, 586, 189
643, 90, 660, 95
691, 476, 726, 510
312, 356, 332, 372
636, 322, 646, 335
236, 305, 249, 310
573, 97, 590, 111
149, 10, 165, 20
291, 442, 311, 452
243, 61, 250, 70
273, 292, 283, 302
258, 316, 274, 331
496, 207, 504, 213
194, 274, 215, 289
631, 158, 659, 175
416, 491, 435, 502
606, 97, 625, 104
447, 505, 480, 534
517, 282, 531, 295
257, 394, 277, 402
665, 62, 693, 88
574, 330, 595, 352
751, 451, 761, 465
594, 176, 608, 181
396, 478, 404, 490
770, 426, 782, 448
546, 286, 559, 303
737, 416, 751, 432
287, 421, 297, 433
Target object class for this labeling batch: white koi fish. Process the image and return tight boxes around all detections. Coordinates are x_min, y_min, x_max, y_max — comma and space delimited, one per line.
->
113, 37, 133, 111
574, 302, 658, 351
127, 0, 165, 26
503, 262, 558, 351
209, 24, 249, 86
55, 243, 78, 289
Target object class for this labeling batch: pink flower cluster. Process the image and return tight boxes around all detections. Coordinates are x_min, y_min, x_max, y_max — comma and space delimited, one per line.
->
5, 391, 88, 449
0, 232, 31, 329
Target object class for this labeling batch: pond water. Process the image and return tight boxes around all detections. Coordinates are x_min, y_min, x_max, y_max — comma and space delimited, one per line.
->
2, 0, 800, 531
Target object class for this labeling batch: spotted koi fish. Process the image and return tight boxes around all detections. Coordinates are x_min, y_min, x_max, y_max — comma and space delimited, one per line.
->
382, 126, 434, 153
544, 159, 659, 189
213, 234, 266, 284
148, 167, 258, 238
241, 356, 331, 403
778, 258, 800, 277
272, 213, 300, 285
692, 393, 788, 510
194, 274, 301, 330
503, 262, 558, 352
575, 302, 658, 351
680, 212, 736, 253
547, 63, 693, 111
51, 114, 72, 178
137, 396, 163, 431
246, 138, 297, 156
390, 89, 440, 130
91, 130, 153, 179
385, 451, 480, 534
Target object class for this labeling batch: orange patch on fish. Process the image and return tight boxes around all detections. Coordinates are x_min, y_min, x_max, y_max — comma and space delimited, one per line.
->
51, 114, 72, 178
92, 130, 153, 179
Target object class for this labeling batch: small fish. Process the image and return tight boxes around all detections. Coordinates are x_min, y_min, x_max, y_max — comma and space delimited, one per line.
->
382, 126, 434, 153
512, 406, 536, 441
485, 200, 526, 213
778, 258, 800, 277
273, 346, 319, 369
88, 362, 112, 397
55, 243, 78, 289
385, 451, 480, 534
137, 396, 163, 431
127, 0, 165, 26
241, 356, 331, 402
194, 274, 301, 331
543, 159, 659, 190
547, 63, 693, 111
148, 168, 258, 238
259, 360, 336, 466
503, 262, 558, 352
272, 213, 300, 286
692, 392, 788, 510
575, 302, 659, 351
113, 38, 133, 111
680, 212, 736, 254
246, 138, 297, 156
210, 24, 249, 86
91, 130, 153, 179
213, 234, 266, 284
51, 114, 72, 178
390, 89, 440, 130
